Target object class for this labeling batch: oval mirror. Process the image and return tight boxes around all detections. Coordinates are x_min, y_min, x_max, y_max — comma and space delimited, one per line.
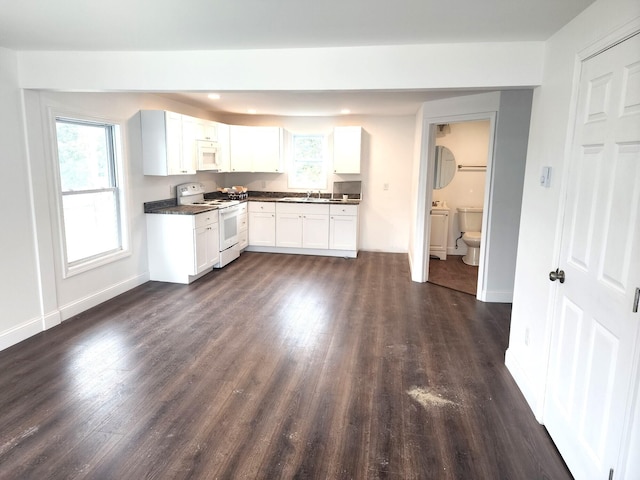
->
433, 146, 456, 189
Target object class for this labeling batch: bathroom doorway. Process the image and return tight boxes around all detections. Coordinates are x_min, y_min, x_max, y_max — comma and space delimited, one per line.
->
427, 120, 490, 296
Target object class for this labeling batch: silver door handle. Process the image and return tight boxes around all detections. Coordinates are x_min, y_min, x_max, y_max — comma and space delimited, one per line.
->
549, 268, 565, 283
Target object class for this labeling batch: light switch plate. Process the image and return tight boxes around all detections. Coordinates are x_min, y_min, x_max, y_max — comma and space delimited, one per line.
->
540, 166, 552, 188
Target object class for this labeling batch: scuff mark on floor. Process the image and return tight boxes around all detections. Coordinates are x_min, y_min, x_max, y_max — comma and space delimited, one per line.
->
0, 426, 39, 456
407, 386, 457, 408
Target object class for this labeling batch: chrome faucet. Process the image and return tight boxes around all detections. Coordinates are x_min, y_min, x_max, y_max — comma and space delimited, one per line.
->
306, 191, 311, 199
317, 190, 321, 199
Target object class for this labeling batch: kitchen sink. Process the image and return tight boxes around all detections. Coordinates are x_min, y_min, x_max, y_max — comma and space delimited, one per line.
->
278, 197, 330, 203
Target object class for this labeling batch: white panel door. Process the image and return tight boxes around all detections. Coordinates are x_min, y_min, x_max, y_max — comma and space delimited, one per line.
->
302, 214, 329, 249
248, 212, 276, 247
544, 33, 640, 480
276, 213, 302, 248
329, 215, 358, 250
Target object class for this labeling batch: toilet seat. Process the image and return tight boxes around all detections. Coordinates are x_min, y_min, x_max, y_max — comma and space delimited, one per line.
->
462, 231, 481, 245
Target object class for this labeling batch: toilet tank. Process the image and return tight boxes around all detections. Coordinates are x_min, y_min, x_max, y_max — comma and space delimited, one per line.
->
457, 207, 483, 232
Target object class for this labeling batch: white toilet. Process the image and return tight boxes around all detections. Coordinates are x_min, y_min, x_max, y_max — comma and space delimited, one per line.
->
457, 207, 483, 266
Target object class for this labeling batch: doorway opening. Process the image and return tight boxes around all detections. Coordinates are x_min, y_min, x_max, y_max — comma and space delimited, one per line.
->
427, 120, 490, 295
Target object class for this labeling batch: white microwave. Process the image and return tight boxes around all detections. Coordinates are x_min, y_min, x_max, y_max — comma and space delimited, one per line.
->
196, 140, 221, 171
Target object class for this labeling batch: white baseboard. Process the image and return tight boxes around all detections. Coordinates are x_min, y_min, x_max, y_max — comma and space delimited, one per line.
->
480, 289, 513, 303
59, 273, 149, 321
43, 310, 62, 330
505, 348, 544, 422
0, 316, 42, 351
244, 246, 357, 258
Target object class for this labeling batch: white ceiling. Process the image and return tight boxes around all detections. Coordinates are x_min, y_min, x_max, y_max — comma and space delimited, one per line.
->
0, 0, 594, 51
0, 0, 595, 116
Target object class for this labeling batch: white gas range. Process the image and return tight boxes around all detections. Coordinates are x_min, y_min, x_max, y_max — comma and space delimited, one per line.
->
177, 182, 242, 268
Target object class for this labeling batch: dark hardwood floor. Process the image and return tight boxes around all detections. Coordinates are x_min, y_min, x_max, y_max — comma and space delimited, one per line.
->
0, 252, 571, 479
428, 255, 478, 296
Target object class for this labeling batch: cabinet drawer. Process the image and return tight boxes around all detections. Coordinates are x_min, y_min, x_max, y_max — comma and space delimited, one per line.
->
249, 201, 276, 213
194, 211, 218, 229
238, 213, 248, 232
330, 204, 358, 216
238, 202, 248, 215
276, 202, 330, 215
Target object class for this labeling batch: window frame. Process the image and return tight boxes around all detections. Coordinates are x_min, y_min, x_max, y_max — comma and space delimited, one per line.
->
287, 132, 329, 190
50, 111, 131, 278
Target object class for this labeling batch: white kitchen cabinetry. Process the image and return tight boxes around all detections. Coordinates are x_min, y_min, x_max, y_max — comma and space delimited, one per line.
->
181, 115, 198, 173
141, 110, 196, 176
215, 123, 231, 172
146, 211, 219, 284
247, 200, 359, 258
333, 126, 362, 174
276, 211, 302, 248
248, 202, 276, 247
329, 204, 359, 251
276, 202, 329, 249
229, 126, 282, 172
429, 207, 449, 260
195, 118, 217, 141
238, 202, 248, 250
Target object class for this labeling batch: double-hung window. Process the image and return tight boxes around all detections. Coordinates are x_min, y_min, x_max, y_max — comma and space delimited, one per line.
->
288, 134, 328, 189
54, 116, 128, 275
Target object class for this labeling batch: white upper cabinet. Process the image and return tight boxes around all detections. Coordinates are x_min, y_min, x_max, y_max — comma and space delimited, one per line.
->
333, 126, 362, 174
195, 118, 217, 141
181, 115, 198, 174
141, 110, 196, 176
229, 126, 283, 173
215, 122, 231, 172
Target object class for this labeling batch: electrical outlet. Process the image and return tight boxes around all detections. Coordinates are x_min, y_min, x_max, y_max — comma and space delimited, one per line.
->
524, 328, 530, 346
261, 180, 266, 188
169, 184, 174, 196
383, 183, 389, 191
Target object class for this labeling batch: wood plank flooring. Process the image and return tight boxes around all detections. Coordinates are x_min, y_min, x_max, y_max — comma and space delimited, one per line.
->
0, 252, 571, 479
428, 256, 478, 296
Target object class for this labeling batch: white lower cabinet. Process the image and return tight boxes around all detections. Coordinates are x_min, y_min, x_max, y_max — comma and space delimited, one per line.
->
429, 208, 449, 260
147, 211, 219, 284
248, 202, 276, 247
237, 202, 248, 250
329, 204, 359, 251
276, 212, 303, 247
247, 201, 358, 257
276, 203, 330, 249
303, 214, 330, 249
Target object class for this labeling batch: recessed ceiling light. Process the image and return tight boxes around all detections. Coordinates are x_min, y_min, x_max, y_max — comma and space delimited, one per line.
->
207, 93, 221, 100
247, 109, 257, 114
340, 109, 351, 114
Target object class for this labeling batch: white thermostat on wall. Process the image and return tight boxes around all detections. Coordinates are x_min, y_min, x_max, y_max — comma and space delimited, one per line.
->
540, 166, 552, 188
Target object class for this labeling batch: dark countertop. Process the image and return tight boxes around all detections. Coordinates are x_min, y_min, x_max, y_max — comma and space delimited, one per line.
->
248, 192, 361, 205
148, 204, 219, 215
145, 193, 360, 215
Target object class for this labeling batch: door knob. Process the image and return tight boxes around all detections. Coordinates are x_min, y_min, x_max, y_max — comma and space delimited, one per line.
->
549, 268, 565, 283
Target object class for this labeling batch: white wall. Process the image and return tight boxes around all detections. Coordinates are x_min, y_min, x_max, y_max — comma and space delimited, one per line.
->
505, 0, 640, 423
0, 48, 42, 349
482, 90, 532, 303
433, 120, 489, 256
